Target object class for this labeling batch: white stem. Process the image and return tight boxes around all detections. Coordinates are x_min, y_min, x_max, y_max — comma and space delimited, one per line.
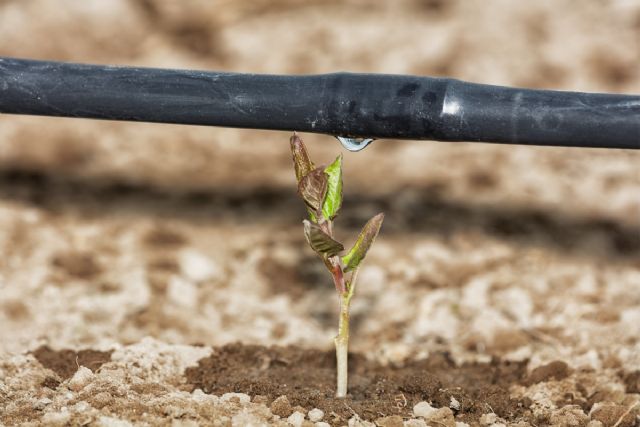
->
335, 336, 348, 398
335, 295, 350, 398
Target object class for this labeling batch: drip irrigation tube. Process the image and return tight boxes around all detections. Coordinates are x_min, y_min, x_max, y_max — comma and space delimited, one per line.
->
0, 57, 638, 149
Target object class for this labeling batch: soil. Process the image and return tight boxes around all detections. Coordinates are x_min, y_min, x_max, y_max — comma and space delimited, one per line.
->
32, 346, 113, 382
0, 0, 639, 426
185, 343, 530, 425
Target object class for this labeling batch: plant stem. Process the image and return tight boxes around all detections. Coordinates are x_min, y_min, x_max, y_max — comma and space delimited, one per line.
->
335, 293, 350, 398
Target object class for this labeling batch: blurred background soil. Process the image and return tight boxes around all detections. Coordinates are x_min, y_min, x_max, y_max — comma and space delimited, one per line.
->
0, 0, 639, 425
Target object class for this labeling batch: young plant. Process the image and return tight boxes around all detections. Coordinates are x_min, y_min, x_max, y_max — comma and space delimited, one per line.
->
289, 133, 384, 398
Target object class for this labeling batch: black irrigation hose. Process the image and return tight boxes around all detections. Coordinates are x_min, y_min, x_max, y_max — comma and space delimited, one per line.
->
0, 57, 638, 149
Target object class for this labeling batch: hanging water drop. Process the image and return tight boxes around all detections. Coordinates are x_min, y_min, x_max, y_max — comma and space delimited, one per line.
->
336, 136, 374, 152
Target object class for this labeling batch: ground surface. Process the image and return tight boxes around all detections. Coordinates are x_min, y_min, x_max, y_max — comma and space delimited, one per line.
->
0, 1, 639, 426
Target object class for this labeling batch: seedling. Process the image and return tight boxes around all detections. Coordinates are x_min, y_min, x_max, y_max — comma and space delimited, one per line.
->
289, 133, 384, 398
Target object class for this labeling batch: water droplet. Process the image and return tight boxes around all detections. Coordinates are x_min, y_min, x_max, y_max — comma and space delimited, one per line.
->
336, 136, 374, 152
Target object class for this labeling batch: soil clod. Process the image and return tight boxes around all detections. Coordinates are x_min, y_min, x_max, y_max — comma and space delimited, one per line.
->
32, 346, 113, 380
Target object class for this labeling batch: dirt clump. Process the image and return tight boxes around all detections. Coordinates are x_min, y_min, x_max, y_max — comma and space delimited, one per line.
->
526, 360, 571, 385
32, 346, 113, 381
185, 343, 530, 425
590, 402, 639, 427
51, 251, 103, 280
621, 370, 640, 394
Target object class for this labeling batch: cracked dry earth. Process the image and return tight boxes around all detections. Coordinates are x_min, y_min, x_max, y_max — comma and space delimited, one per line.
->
1, 0, 639, 426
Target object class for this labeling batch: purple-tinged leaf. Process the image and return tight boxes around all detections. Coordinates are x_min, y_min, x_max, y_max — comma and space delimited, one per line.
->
303, 220, 344, 257
290, 133, 314, 183
298, 167, 328, 213
341, 213, 384, 272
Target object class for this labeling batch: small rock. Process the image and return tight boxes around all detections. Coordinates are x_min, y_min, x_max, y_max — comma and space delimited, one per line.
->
308, 408, 324, 422
42, 411, 71, 426
33, 397, 53, 410
425, 408, 455, 427
220, 392, 251, 404
315, 423, 331, 427
375, 415, 403, 427
287, 411, 305, 427
450, 396, 461, 411
479, 413, 498, 425
590, 402, 639, 427
403, 420, 427, 427
271, 395, 293, 418
586, 421, 604, 427
73, 401, 90, 412
179, 249, 221, 282
455, 422, 471, 427
68, 366, 94, 391
413, 401, 436, 418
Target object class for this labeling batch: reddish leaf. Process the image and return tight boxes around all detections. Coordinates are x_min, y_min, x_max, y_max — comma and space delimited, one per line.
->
298, 167, 328, 213
290, 133, 314, 183
303, 220, 344, 257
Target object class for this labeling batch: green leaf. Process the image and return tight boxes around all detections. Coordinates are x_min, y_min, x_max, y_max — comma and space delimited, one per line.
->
307, 208, 318, 223
341, 213, 384, 272
298, 168, 328, 212
322, 154, 343, 220
303, 220, 344, 257
290, 133, 314, 183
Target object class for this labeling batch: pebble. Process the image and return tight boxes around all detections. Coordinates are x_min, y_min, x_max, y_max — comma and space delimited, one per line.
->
308, 408, 324, 422
73, 401, 90, 412
449, 396, 461, 411
403, 420, 427, 427
33, 397, 53, 410
179, 249, 221, 282
412, 402, 455, 427
315, 423, 331, 427
287, 411, 305, 427
42, 411, 71, 425
270, 395, 293, 418
479, 413, 498, 425
68, 366, 94, 391
413, 401, 436, 418
428, 408, 456, 427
